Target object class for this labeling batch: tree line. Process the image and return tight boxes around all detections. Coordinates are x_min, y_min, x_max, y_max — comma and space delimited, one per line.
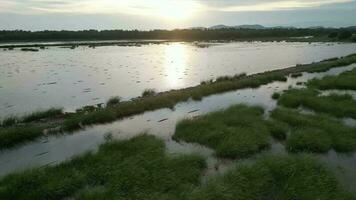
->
0, 27, 355, 42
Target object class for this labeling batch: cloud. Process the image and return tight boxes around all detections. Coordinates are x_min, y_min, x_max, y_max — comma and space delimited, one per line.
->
0, 0, 354, 15
211, 0, 354, 12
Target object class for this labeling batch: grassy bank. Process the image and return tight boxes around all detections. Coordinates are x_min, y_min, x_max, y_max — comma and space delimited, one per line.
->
0, 126, 44, 149
2, 54, 356, 150
190, 155, 355, 200
0, 135, 206, 200
271, 108, 356, 153
173, 105, 287, 158
277, 89, 356, 119
308, 67, 356, 90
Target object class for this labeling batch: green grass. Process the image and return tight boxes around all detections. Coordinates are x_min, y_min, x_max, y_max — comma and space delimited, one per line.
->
106, 96, 121, 107
265, 120, 289, 140
0, 135, 206, 200
271, 92, 280, 100
0, 126, 44, 149
308, 67, 356, 90
1, 116, 18, 127
291, 72, 303, 78
22, 108, 63, 123
287, 128, 333, 153
173, 105, 271, 158
142, 89, 156, 97
1, 108, 63, 127
277, 88, 356, 119
271, 108, 356, 153
190, 155, 355, 200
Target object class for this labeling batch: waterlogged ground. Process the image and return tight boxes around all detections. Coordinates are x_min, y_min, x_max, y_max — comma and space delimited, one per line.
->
2, 41, 356, 117
1, 63, 356, 195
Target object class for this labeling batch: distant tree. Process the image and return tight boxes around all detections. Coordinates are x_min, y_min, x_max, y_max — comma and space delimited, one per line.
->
328, 32, 338, 38
338, 30, 352, 40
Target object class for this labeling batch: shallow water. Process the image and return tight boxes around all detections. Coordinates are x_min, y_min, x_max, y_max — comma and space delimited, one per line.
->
1, 41, 356, 117
1, 64, 356, 195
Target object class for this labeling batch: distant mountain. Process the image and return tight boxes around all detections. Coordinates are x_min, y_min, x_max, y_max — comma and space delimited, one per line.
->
209, 24, 231, 29
209, 24, 266, 30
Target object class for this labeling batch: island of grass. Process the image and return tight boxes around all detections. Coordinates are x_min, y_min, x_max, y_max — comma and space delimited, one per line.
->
190, 155, 355, 200
173, 105, 288, 158
0, 135, 206, 200
277, 88, 356, 119
2, 53, 356, 150
0, 135, 354, 199
308, 67, 356, 90
271, 108, 356, 153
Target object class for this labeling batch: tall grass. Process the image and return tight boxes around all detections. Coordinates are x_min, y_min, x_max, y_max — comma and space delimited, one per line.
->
277, 88, 356, 119
173, 105, 271, 158
271, 108, 356, 152
21, 108, 63, 123
190, 155, 355, 200
308, 67, 356, 90
0, 135, 206, 200
0, 126, 44, 149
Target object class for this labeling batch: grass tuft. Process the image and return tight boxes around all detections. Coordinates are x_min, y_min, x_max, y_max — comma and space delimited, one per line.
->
0, 135, 206, 200
106, 96, 121, 107
173, 105, 271, 158
22, 108, 63, 123
190, 155, 355, 200
0, 126, 44, 149
271, 108, 356, 153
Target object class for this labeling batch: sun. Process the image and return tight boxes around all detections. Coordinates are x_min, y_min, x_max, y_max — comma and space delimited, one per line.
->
156, 1, 198, 21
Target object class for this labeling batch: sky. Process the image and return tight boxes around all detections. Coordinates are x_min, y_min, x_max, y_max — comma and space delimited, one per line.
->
0, 0, 355, 30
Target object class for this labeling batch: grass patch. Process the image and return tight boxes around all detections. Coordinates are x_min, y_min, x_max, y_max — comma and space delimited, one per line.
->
1, 116, 19, 127
142, 89, 156, 97
271, 108, 356, 152
287, 128, 333, 153
190, 155, 355, 200
0, 135, 206, 200
271, 92, 280, 100
265, 120, 289, 140
106, 96, 121, 107
22, 108, 63, 123
278, 88, 356, 119
291, 72, 303, 78
173, 105, 271, 158
308, 67, 356, 90
0, 126, 44, 149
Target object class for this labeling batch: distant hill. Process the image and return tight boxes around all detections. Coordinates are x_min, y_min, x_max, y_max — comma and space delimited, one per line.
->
209, 24, 266, 30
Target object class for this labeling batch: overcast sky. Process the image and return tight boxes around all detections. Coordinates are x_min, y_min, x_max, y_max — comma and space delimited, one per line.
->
0, 0, 355, 30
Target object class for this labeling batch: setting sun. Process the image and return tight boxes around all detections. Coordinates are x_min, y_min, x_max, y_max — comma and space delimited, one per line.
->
156, 1, 200, 21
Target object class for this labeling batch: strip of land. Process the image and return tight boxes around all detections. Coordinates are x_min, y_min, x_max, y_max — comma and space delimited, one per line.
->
1, 53, 356, 149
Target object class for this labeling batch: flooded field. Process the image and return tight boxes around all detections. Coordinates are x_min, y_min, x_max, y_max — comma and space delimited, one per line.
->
2, 41, 356, 117
1, 63, 356, 195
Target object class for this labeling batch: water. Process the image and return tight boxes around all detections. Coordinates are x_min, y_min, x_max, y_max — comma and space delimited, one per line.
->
1, 41, 356, 117
1, 64, 356, 195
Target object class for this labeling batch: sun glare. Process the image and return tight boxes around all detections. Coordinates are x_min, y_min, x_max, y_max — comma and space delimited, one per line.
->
156, 1, 198, 21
